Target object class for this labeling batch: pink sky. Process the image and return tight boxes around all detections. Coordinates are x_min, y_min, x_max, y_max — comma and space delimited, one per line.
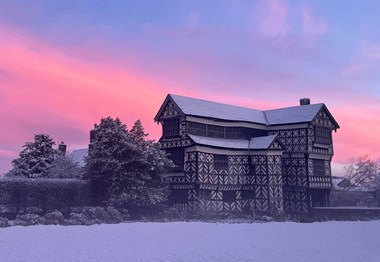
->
1, 0, 380, 175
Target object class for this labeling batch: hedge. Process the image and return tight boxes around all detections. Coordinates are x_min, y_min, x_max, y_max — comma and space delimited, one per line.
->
0, 178, 92, 218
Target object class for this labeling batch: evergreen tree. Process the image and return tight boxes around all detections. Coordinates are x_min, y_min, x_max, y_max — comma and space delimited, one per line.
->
87, 117, 173, 210
129, 119, 149, 149
7, 134, 59, 178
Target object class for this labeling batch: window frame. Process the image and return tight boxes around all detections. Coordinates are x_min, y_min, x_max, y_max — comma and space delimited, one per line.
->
187, 121, 207, 136
225, 127, 242, 139
163, 118, 180, 138
222, 191, 236, 202
166, 148, 184, 172
214, 154, 229, 171
241, 190, 255, 200
314, 126, 332, 145
208, 125, 225, 138
313, 159, 326, 176
170, 189, 188, 203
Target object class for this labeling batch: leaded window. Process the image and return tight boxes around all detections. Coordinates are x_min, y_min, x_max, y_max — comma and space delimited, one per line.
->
163, 118, 180, 137
166, 148, 184, 172
313, 159, 326, 176
226, 127, 242, 139
170, 190, 188, 203
222, 191, 236, 202
208, 125, 224, 138
187, 121, 207, 136
198, 190, 211, 200
214, 154, 228, 171
241, 190, 255, 200
315, 126, 331, 145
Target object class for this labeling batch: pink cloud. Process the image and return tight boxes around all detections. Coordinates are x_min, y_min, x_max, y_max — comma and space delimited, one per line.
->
333, 106, 380, 164
0, 25, 176, 172
255, 0, 289, 39
0, 22, 379, 176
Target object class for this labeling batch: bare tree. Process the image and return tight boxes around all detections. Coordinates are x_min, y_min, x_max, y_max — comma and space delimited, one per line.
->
343, 155, 379, 192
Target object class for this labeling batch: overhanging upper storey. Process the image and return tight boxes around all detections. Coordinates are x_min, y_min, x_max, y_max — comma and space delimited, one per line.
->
188, 134, 285, 151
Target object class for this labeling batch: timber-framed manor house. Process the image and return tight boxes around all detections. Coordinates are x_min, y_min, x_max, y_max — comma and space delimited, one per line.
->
155, 94, 340, 214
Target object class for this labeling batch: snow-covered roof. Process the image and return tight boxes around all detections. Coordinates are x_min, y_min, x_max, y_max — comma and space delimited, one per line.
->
249, 135, 278, 149
170, 94, 267, 125
158, 94, 339, 128
69, 148, 88, 167
188, 134, 279, 150
264, 104, 323, 125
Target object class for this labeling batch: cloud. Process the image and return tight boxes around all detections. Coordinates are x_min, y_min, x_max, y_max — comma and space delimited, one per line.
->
255, 0, 289, 39
333, 105, 380, 164
300, 5, 327, 44
340, 63, 366, 77
360, 42, 380, 59
185, 11, 200, 30
0, 6, 379, 176
0, 24, 173, 173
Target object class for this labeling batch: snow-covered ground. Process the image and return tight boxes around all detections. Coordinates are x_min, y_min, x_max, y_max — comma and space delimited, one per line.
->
1, 221, 380, 262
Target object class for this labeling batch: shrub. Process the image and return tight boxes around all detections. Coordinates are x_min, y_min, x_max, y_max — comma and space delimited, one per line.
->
44, 211, 65, 225
159, 207, 189, 221
68, 212, 94, 226
14, 214, 44, 226
67, 206, 128, 225
0, 217, 9, 228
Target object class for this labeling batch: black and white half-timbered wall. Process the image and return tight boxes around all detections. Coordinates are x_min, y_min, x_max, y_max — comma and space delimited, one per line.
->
154, 95, 339, 214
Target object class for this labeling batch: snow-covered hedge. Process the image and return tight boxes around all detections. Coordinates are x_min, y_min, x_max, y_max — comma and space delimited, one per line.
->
0, 178, 92, 217
8, 207, 129, 226
0, 217, 9, 227
67, 207, 128, 225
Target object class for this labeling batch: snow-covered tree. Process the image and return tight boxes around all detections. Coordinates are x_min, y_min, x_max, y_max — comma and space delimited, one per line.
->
86, 117, 173, 209
48, 154, 84, 179
129, 119, 148, 148
344, 155, 380, 191
7, 134, 59, 178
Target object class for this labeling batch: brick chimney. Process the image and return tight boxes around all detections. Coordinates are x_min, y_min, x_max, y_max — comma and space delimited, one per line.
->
58, 141, 67, 154
300, 98, 311, 106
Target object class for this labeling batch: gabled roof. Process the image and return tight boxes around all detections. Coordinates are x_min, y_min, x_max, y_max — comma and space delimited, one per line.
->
69, 148, 88, 167
155, 94, 340, 129
188, 134, 283, 150
264, 104, 323, 125
155, 94, 267, 124
249, 135, 281, 149
264, 104, 340, 128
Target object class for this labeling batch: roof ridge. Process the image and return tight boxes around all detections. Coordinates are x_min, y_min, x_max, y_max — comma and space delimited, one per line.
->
264, 103, 324, 113
170, 93, 263, 112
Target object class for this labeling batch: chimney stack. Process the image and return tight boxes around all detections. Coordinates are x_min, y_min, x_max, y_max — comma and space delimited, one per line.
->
300, 98, 311, 106
58, 141, 67, 155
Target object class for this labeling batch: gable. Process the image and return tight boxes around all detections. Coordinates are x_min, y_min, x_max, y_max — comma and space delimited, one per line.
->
154, 95, 184, 122
268, 137, 286, 150
312, 106, 339, 129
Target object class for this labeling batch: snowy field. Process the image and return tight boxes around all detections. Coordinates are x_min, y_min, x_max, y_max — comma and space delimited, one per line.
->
1, 221, 380, 262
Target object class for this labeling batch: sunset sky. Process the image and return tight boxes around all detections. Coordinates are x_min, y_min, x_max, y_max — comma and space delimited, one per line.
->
1, 0, 380, 175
